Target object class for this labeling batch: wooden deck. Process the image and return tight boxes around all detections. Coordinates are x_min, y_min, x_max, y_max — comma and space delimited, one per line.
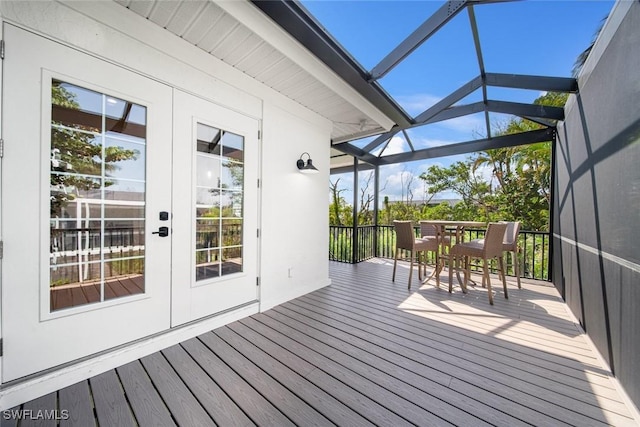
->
6, 259, 638, 426
50, 274, 145, 311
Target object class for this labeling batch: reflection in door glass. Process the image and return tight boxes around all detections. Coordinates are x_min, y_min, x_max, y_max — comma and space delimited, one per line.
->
195, 123, 244, 281
49, 80, 146, 311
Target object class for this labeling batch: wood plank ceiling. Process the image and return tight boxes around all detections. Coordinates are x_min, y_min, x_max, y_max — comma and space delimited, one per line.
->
113, 0, 388, 142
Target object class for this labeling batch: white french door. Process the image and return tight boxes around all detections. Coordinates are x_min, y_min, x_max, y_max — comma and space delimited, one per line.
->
0, 25, 260, 381
1, 25, 173, 381
171, 90, 259, 326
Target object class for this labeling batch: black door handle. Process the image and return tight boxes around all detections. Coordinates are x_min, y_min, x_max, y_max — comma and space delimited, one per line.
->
152, 226, 169, 237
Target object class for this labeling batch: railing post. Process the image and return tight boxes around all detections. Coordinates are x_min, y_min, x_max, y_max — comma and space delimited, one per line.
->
373, 165, 380, 258
548, 130, 557, 284
352, 157, 359, 263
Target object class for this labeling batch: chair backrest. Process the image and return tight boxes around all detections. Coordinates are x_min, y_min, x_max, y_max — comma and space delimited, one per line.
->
484, 222, 508, 258
502, 221, 521, 250
393, 220, 415, 251
419, 221, 438, 239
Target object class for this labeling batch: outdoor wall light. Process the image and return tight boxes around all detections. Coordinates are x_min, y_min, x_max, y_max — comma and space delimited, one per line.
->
296, 152, 319, 174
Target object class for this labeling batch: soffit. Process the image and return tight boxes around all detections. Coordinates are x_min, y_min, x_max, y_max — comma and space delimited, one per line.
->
113, 0, 393, 141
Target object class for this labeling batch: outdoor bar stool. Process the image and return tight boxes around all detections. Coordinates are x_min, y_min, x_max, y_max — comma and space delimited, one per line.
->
501, 221, 522, 289
449, 222, 508, 305
392, 221, 439, 290
419, 221, 451, 287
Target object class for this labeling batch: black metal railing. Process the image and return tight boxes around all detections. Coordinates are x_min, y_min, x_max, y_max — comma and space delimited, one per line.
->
329, 225, 377, 263
329, 224, 551, 281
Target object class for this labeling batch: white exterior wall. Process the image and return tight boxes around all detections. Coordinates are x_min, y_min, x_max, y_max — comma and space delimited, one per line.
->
260, 104, 331, 311
0, 0, 330, 403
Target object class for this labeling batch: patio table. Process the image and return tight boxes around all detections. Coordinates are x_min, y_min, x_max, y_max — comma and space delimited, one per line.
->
422, 220, 485, 236
419, 220, 486, 287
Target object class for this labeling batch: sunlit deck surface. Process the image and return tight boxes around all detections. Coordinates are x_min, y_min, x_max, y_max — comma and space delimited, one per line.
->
11, 259, 639, 426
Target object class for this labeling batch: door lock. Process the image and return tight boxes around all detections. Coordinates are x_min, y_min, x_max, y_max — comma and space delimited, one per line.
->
152, 226, 169, 237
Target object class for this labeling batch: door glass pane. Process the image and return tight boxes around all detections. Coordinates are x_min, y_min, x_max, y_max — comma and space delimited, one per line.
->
50, 79, 147, 311
104, 137, 145, 181
221, 131, 244, 161
195, 123, 244, 281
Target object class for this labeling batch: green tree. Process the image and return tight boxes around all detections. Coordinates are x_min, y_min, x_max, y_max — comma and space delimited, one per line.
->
382, 200, 421, 223
419, 161, 493, 220
469, 91, 568, 230
50, 82, 139, 215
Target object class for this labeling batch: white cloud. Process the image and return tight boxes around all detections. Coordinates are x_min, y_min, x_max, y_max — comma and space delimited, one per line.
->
395, 93, 442, 116
438, 114, 486, 135
379, 167, 425, 203
378, 134, 464, 154
379, 135, 406, 155
411, 137, 458, 150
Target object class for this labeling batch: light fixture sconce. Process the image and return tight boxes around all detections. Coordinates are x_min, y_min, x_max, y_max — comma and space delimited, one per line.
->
296, 152, 319, 174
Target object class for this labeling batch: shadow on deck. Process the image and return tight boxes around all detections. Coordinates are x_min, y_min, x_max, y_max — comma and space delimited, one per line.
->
4, 259, 639, 426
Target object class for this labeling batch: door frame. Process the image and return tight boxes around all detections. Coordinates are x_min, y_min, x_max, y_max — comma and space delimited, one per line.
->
170, 89, 261, 327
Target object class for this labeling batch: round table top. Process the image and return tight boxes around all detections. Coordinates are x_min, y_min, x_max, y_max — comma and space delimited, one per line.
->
419, 220, 486, 227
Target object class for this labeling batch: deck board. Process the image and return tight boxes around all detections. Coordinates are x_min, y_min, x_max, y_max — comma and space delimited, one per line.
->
237, 316, 411, 425
296, 290, 620, 407
331, 266, 606, 368
311, 284, 622, 400
182, 337, 294, 426
258, 309, 506, 426
200, 331, 332, 426
240, 315, 416, 426
8, 259, 639, 427
139, 352, 214, 426
116, 360, 175, 427
58, 381, 95, 427
0, 407, 19, 427
217, 324, 374, 427
90, 370, 136, 427
269, 303, 558, 427
161, 344, 254, 427
21, 393, 57, 427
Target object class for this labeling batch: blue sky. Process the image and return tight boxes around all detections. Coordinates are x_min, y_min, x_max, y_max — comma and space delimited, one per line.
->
302, 0, 616, 205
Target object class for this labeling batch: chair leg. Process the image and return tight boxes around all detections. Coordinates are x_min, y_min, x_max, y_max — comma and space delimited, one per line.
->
408, 250, 414, 290
483, 259, 493, 305
461, 256, 469, 294
417, 251, 423, 281
481, 259, 487, 288
499, 256, 508, 299
433, 251, 440, 288
423, 252, 427, 276
392, 248, 399, 282
448, 254, 454, 293
514, 249, 521, 289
